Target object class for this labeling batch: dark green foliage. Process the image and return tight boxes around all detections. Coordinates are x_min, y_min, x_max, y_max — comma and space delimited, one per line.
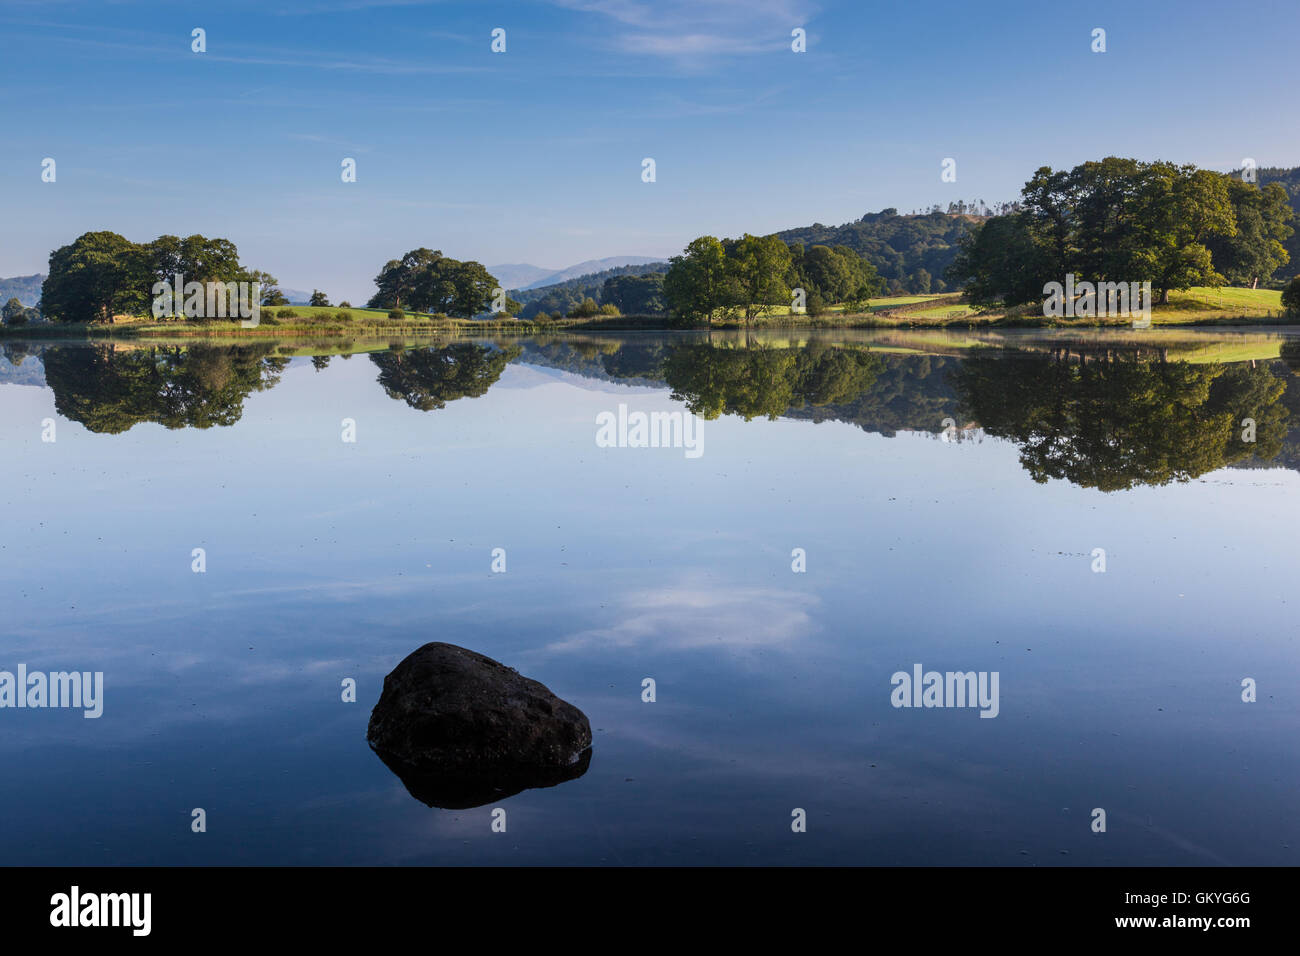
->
947, 157, 1292, 306
777, 209, 977, 295
41, 232, 268, 322
663, 234, 879, 324
786, 242, 880, 312
947, 215, 1052, 307
1282, 277, 1300, 314
1252, 167, 1300, 281
567, 297, 600, 318
602, 273, 666, 314
367, 249, 499, 317
41, 231, 149, 322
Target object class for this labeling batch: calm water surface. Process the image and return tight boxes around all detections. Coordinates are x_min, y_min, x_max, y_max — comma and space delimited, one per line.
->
1, 329, 1297, 865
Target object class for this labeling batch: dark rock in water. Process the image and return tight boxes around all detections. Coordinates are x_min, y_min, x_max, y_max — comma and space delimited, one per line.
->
367, 642, 592, 809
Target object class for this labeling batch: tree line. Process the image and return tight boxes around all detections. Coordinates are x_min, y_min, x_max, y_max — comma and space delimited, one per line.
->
948, 157, 1296, 308
512, 262, 670, 319
34, 234, 512, 323
36, 231, 280, 323
776, 208, 975, 296
662, 234, 881, 325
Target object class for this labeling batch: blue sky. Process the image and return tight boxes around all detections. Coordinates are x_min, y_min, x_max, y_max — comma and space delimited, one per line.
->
1, 0, 1297, 303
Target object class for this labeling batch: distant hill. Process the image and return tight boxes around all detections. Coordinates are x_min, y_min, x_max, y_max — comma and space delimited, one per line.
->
493, 256, 666, 293
487, 263, 561, 291
0, 274, 45, 307
513, 261, 672, 318
775, 209, 984, 295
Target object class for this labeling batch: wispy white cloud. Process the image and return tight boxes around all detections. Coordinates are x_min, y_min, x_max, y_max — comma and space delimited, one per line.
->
553, 0, 818, 60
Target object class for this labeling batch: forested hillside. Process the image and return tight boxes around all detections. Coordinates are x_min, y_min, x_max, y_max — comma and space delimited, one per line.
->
775, 209, 984, 295
512, 261, 671, 318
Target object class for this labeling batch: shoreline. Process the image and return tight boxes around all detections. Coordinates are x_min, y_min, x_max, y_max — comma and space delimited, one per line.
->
4, 311, 1297, 341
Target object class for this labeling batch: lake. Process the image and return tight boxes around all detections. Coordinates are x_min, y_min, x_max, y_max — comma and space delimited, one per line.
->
1, 328, 1297, 865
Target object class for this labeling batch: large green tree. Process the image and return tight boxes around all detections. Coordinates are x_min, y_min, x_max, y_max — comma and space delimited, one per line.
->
663, 236, 734, 326
725, 233, 793, 323
1204, 180, 1294, 287
951, 158, 1258, 306
368, 249, 500, 317
41, 231, 149, 323
602, 274, 666, 315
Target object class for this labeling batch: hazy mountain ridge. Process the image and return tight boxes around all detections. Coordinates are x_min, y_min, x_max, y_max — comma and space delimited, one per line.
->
493, 256, 666, 292
0, 274, 44, 308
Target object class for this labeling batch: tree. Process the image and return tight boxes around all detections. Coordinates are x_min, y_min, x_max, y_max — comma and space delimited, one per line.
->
367, 249, 500, 317
247, 271, 287, 306
494, 295, 523, 317
147, 234, 245, 289
444, 259, 498, 317
947, 214, 1052, 307
602, 274, 666, 314
962, 158, 1257, 307
41, 231, 149, 323
369, 248, 442, 312
1283, 277, 1300, 315
1128, 163, 1234, 302
2, 298, 26, 324
310, 290, 331, 307
799, 245, 853, 303
568, 297, 600, 318
726, 233, 792, 323
1205, 180, 1294, 288
663, 236, 733, 326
